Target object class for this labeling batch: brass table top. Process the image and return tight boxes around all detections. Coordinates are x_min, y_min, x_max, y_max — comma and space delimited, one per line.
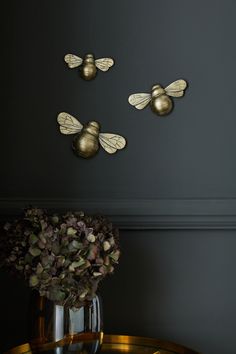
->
5, 333, 200, 354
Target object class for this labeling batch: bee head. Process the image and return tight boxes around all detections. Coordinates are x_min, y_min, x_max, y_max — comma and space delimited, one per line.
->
84, 54, 95, 63
85, 121, 100, 136
151, 84, 165, 98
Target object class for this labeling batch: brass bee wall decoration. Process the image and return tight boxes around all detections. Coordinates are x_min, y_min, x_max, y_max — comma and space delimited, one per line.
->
64, 53, 114, 80
57, 112, 126, 159
128, 79, 188, 116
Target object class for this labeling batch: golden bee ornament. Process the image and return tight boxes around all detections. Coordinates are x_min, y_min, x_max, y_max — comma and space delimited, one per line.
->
57, 112, 126, 158
64, 53, 114, 80
128, 79, 188, 116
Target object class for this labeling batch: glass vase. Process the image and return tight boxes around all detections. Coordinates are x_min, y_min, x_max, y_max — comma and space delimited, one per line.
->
28, 291, 103, 353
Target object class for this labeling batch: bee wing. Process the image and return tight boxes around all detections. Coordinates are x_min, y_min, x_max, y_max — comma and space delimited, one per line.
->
57, 112, 83, 135
95, 58, 114, 71
64, 54, 83, 68
99, 133, 126, 154
164, 79, 187, 97
128, 93, 151, 110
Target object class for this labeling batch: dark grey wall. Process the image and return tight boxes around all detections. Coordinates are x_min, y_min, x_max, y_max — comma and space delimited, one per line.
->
1, 1, 236, 353
101, 230, 236, 354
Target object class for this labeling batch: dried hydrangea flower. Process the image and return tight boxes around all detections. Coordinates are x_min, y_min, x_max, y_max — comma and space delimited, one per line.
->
0, 207, 120, 309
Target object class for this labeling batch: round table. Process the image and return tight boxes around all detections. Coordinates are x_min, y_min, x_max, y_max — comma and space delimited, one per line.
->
5, 333, 200, 354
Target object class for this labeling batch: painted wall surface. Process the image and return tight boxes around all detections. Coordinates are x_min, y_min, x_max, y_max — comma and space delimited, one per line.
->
1, 1, 236, 353
1, 230, 236, 354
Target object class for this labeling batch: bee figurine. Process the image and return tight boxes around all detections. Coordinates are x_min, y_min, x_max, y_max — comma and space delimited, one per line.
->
57, 112, 126, 159
64, 53, 114, 80
128, 79, 188, 116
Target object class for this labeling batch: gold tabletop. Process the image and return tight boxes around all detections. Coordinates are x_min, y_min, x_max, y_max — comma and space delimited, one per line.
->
5, 333, 200, 354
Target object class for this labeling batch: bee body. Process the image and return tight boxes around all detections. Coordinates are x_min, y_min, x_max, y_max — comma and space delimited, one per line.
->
151, 85, 173, 116
80, 54, 97, 80
73, 121, 100, 158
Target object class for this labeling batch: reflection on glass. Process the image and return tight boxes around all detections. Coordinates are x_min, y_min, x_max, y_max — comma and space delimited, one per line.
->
28, 292, 103, 354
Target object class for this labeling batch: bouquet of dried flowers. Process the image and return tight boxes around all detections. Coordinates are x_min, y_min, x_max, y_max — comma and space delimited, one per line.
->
0, 207, 120, 308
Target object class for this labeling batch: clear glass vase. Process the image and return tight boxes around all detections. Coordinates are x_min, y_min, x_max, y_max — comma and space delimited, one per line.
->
28, 291, 103, 353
